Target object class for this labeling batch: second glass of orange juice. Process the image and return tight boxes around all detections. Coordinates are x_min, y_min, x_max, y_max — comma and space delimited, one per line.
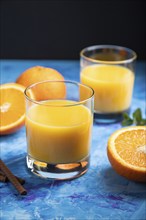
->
25, 81, 94, 180
80, 45, 137, 123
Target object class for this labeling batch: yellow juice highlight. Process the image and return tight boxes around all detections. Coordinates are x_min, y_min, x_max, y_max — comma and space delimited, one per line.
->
81, 65, 134, 113
26, 100, 92, 164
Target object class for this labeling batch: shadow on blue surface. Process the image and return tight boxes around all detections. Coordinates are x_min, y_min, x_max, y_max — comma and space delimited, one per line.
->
2, 155, 145, 193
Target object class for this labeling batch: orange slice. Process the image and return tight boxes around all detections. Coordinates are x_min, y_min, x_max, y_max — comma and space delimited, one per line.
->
0, 83, 25, 135
107, 126, 146, 182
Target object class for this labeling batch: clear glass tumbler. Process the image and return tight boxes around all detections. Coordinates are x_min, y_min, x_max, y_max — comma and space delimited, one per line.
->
80, 45, 137, 123
24, 80, 94, 180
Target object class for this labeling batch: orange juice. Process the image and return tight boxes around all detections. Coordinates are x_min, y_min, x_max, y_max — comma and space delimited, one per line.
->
81, 65, 134, 113
26, 100, 92, 164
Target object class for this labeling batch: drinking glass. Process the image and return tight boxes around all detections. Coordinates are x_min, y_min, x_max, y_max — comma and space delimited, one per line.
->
80, 45, 137, 123
24, 80, 94, 180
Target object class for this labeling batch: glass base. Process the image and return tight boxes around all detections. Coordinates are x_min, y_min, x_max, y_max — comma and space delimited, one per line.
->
94, 108, 130, 124
26, 155, 89, 180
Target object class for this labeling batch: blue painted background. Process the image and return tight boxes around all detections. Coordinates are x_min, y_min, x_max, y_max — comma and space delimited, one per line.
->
0, 60, 146, 220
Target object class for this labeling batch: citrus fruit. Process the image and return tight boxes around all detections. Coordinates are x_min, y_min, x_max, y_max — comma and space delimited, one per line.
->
0, 83, 25, 135
16, 66, 66, 100
107, 126, 146, 182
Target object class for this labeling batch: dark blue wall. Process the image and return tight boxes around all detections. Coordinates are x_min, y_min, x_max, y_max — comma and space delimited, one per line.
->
1, 0, 146, 60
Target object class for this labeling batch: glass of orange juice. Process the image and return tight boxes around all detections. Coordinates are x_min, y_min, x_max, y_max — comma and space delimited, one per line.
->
24, 80, 94, 180
80, 45, 137, 123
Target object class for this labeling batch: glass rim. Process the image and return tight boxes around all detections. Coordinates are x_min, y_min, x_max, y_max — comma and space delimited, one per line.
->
24, 80, 94, 107
80, 45, 137, 64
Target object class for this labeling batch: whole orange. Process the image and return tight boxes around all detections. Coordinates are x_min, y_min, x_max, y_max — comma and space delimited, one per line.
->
16, 66, 66, 100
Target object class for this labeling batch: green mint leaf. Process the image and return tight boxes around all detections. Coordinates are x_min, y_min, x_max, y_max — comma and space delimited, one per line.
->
123, 112, 132, 120
121, 112, 133, 126
122, 118, 133, 126
133, 108, 142, 125
121, 108, 146, 126
140, 119, 146, 125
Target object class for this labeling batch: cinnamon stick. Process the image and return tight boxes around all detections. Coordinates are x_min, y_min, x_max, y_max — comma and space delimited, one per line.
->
0, 170, 25, 185
0, 160, 27, 195
0, 173, 7, 182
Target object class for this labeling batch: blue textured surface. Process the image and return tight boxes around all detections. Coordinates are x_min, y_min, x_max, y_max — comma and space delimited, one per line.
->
0, 60, 146, 220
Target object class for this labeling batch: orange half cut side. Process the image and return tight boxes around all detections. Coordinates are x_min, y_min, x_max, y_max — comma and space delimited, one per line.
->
0, 83, 26, 135
107, 126, 146, 182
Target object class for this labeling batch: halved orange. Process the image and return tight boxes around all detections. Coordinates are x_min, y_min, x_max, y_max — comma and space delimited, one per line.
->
107, 126, 146, 182
0, 83, 25, 135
